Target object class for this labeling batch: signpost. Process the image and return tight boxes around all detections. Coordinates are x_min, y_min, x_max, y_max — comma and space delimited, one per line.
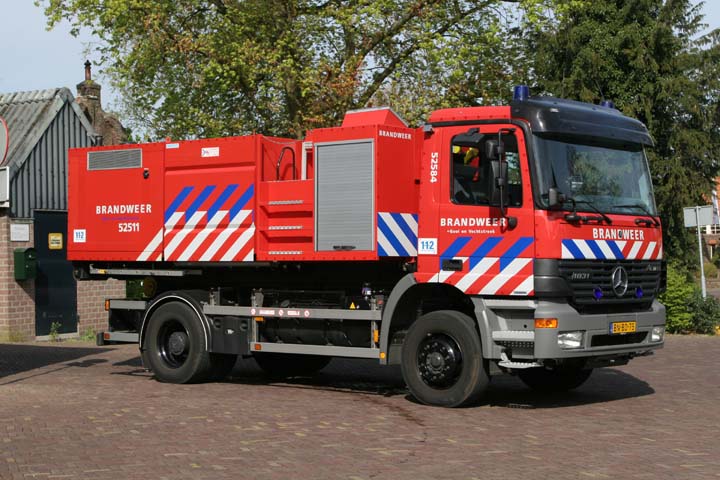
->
684, 205, 715, 298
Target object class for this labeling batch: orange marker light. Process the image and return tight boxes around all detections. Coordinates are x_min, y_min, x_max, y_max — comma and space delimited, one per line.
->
105, 300, 110, 311
254, 344, 262, 351
535, 318, 558, 329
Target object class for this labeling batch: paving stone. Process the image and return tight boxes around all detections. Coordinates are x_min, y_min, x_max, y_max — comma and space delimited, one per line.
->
0, 336, 717, 479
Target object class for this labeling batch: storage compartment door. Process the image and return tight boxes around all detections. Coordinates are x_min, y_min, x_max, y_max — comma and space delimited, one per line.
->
316, 140, 374, 251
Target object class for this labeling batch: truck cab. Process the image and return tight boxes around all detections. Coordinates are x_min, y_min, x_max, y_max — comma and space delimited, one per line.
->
400, 89, 665, 402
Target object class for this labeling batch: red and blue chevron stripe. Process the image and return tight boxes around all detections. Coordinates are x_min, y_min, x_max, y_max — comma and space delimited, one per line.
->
377, 212, 418, 256
561, 239, 661, 260
137, 184, 255, 262
419, 236, 534, 296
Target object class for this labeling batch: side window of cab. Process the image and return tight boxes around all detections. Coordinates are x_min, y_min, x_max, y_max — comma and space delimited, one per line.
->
451, 132, 522, 207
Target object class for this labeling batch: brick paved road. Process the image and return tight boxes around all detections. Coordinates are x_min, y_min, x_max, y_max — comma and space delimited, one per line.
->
0, 335, 718, 480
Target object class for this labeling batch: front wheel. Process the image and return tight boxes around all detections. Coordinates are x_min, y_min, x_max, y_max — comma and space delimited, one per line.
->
518, 365, 593, 392
401, 310, 489, 407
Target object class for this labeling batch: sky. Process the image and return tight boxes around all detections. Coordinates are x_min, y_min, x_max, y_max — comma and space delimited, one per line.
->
0, 0, 719, 114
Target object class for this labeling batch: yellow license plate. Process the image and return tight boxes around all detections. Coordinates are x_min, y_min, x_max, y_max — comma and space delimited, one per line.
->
610, 321, 637, 334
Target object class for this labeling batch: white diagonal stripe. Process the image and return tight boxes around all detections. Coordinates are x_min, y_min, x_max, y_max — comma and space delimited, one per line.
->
597, 240, 615, 259
383, 214, 416, 255
431, 257, 467, 283
164, 211, 184, 229
137, 229, 163, 261
561, 243, 574, 259
137, 209, 184, 262
643, 241, 657, 260
200, 209, 252, 261
401, 213, 418, 233
576, 240, 595, 259
242, 249, 255, 262
164, 211, 205, 259
627, 241, 642, 259
221, 226, 256, 261
480, 257, 532, 295
377, 229, 398, 256
177, 210, 228, 261
511, 276, 534, 296
455, 257, 497, 292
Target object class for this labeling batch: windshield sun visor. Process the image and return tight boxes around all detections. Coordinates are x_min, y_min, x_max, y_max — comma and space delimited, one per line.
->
511, 97, 654, 147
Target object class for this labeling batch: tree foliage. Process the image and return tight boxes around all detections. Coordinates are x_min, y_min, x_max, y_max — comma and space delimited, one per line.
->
39, 0, 549, 139
528, 0, 720, 264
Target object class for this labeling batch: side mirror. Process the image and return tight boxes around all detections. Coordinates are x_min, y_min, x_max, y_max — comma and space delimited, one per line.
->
489, 160, 509, 206
548, 187, 564, 208
485, 140, 504, 160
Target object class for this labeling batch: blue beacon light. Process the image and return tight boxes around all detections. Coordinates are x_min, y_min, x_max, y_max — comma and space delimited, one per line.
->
513, 85, 530, 101
600, 99, 615, 109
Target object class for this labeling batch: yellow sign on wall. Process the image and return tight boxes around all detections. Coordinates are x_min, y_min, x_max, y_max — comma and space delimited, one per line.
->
48, 233, 63, 250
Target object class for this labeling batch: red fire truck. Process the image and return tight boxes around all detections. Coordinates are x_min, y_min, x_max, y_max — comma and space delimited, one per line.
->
68, 86, 666, 407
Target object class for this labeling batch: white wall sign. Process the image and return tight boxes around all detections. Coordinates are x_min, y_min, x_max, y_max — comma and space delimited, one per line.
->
10, 223, 30, 242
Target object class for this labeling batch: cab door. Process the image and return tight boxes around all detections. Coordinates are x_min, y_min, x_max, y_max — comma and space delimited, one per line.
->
416, 125, 535, 296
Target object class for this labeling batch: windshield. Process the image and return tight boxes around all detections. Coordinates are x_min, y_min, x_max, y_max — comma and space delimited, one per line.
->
533, 136, 657, 216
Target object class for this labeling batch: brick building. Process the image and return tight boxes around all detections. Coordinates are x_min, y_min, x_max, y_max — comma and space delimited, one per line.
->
0, 63, 126, 341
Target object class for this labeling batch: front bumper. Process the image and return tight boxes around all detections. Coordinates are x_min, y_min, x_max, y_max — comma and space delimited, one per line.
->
533, 299, 665, 359
485, 299, 665, 363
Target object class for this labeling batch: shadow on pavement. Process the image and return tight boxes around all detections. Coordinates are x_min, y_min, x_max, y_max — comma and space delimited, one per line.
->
0, 343, 111, 379
484, 367, 655, 409
111, 355, 654, 408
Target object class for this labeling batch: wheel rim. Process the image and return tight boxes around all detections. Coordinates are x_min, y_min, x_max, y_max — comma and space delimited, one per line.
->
157, 319, 190, 369
417, 333, 463, 389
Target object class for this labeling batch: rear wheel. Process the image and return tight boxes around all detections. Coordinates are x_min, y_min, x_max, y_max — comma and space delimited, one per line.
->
518, 365, 593, 392
254, 353, 331, 378
401, 310, 489, 407
145, 302, 212, 384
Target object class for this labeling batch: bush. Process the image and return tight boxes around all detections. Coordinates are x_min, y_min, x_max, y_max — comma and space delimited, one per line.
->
703, 261, 718, 279
688, 292, 720, 335
659, 264, 695, 333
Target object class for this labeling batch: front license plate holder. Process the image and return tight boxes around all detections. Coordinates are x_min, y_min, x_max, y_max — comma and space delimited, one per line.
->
610, 321, 637, 334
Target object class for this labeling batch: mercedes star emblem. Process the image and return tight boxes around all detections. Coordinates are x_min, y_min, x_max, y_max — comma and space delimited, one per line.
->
611, 266, 629, 297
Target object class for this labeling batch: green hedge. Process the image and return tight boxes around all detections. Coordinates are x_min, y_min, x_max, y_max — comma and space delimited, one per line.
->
659, 263, 720, 334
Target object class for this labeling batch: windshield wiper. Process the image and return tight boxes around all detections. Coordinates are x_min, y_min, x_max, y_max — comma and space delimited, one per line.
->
562, 197, 612, 225
614, 203, 660, 227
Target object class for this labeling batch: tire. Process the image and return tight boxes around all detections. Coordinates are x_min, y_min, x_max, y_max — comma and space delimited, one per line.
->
518, 365, 593, 393
401, 310, 489, 407
253, 353, 331, 378
209, 353, 238, 380
144, 302, 212, 384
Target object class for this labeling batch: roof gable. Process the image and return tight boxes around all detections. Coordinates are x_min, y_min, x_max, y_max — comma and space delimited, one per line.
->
0, 87, 96, 170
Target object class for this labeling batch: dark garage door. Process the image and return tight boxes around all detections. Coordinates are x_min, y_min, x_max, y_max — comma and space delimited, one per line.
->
34, 211, 77, 336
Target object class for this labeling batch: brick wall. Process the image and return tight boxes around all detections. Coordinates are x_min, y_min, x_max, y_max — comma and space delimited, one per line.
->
0, 214, 36, 341
77, 278, 126, 335
0, 212, 126, 341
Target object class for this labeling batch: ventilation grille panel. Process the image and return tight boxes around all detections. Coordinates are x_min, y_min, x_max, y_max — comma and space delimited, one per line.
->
87, 149, 142, 171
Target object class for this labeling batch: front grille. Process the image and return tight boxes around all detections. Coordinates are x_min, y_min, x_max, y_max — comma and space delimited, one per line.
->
591, 332, 647, 347
558, 260, 662, 314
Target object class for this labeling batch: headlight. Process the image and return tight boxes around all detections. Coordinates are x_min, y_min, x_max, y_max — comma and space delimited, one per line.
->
651, 326, 665, 342
558, 331, 584, 349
